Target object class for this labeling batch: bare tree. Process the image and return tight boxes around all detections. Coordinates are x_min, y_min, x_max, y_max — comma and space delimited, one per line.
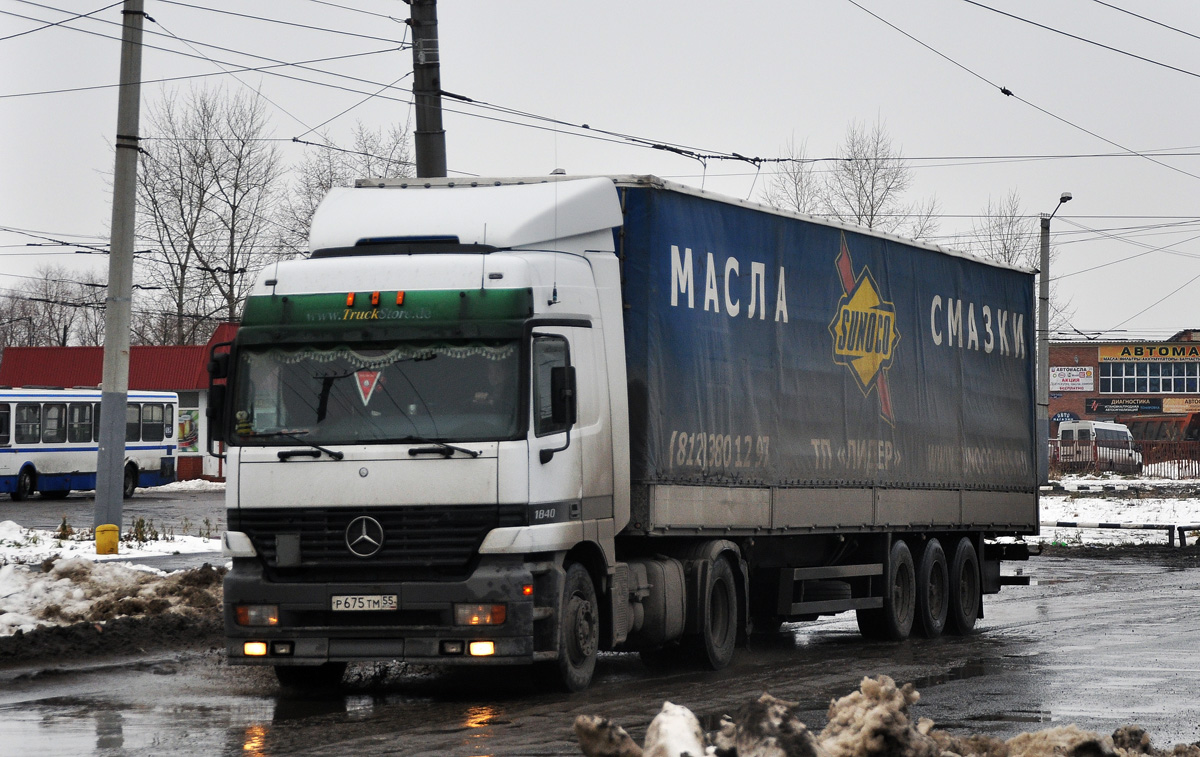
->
137, 86, 283, 336
762, 137, 821, 216
763, 118, 938, 241
137, 88, 222, 345
821, 118, 938, 240
969, 189, 1074, 332
278, 122, 413, 257
202, 91, 283, 322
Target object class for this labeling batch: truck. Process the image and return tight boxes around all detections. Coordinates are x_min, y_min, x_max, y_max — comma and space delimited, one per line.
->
209, 175, 1038, 691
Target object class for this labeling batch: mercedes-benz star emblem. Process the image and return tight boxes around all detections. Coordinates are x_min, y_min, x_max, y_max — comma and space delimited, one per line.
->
345, 516, 385, 558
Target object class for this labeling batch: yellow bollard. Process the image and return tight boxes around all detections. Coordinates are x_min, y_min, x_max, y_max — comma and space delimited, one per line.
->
95, 524, 119, 555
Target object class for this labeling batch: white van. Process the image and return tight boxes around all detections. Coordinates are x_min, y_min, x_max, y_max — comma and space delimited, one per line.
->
1056, 420, 1142, 474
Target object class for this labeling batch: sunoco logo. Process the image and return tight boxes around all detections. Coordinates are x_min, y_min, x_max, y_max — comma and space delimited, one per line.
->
828, 234, 899, 424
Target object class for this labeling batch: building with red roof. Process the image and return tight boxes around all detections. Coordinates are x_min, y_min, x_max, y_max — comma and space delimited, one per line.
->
0, 323, 236, 479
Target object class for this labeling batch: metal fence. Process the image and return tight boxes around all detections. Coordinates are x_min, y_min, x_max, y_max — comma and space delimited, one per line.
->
1048, 440, 1200, 479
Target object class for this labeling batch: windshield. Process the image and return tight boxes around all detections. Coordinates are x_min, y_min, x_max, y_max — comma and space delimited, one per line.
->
230, 339, 521, 445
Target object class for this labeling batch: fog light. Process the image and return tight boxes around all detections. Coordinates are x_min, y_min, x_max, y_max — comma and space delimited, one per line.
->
454, 603, 506, 626
243, 641, 268, 657
235, 604, 279, 626
440, 640, 465, 655
468, 641, 495, 657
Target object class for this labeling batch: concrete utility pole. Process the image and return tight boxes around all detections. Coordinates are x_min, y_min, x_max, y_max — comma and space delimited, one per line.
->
409, 0, 447, 177
95, 0, 145, 537
1037, 191, 1071, 486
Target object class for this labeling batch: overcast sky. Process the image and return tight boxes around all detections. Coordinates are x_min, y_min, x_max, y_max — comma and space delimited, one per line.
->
2, 0, 1199, 341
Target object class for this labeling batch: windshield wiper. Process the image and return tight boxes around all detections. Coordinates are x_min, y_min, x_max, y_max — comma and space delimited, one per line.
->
399, 435, 481, 459
252, 430, 345, 461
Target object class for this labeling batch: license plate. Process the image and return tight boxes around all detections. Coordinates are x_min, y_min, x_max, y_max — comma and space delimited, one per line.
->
331, 594, 398, 612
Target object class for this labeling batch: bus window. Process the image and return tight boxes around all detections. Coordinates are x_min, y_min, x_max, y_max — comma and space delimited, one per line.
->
68, 403, 93, 443
126, 404, 141, 442
0, 404, 9, 445
165, 404, 174, 438
42, 403, 67, 444
15, 403, 41, 444
142, 404, 165, 442
93, 403, 102, 442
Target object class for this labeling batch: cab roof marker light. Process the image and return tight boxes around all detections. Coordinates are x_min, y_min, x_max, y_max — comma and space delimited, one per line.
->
396, 291, 405, 306
371, 291, 380, 307
346, 292, 355, 307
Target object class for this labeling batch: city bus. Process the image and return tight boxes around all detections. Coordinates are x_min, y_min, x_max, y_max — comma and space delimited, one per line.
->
0, 387, 179, 500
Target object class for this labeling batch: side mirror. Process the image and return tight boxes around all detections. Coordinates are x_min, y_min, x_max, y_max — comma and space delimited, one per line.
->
206, 341, 233, 459
550, 366, 577, 426
208, 352, 230, 380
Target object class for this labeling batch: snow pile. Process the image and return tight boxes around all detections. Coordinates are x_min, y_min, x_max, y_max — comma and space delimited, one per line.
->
0, 556, 223, 636
574, 676, 1200, 757
0, 519, 220, 566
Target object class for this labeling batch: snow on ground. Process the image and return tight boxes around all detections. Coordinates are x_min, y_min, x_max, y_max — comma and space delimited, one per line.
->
1039, 474, 1200, 546
0, 479, 225, 636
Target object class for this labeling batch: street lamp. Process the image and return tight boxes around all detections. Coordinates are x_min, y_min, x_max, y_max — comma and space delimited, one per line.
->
1038, 191, 1071, 485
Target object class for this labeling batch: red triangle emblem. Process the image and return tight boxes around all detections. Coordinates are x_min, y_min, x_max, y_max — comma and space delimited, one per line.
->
355, 370, 381, 405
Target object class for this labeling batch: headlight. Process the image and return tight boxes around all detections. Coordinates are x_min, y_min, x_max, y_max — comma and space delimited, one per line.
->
235, 604, 279, 626
454, 603, 506, 626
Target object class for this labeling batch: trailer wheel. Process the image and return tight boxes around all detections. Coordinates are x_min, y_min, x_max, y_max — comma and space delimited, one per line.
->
693, 556, 738, 670
915, 538, 949, 638
555, 562, 598, 692
122, 464, 138, 499
12, 468, 36, 501
856, 539, 916, 640
948, 537, 980, 635
274, 662, 347, 690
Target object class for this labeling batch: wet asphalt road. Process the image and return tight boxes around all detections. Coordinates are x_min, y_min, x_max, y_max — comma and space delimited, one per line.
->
0, 486, 226, 535
1, 547, 1199, 756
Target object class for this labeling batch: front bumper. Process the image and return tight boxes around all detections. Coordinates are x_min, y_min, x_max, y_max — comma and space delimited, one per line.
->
224, 556, 560, 667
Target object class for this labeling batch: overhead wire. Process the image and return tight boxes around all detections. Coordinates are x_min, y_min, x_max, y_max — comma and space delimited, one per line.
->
843, 0, 1200, 184
0, 0, 119, 42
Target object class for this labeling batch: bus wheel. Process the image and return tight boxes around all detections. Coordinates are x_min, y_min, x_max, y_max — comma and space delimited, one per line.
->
274, 662, 347, 691
915, 538, 949, 638
947, 537, 981, 635
122, 464, 138, 499
12, 469, 35, 501
555, 562, 599, 692
692, 556, 738, 670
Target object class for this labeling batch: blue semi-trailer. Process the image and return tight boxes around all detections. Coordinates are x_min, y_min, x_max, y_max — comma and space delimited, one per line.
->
210, 175, 1038, 691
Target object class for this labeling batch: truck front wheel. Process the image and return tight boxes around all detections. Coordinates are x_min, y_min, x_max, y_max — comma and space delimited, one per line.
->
555, 562, 598, 692
693, 556, 738, 670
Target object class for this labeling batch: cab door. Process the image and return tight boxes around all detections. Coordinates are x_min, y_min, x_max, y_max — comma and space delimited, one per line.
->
527, 330, 583, 525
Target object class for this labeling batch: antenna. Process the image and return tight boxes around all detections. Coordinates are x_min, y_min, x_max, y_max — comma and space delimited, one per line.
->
549, 172, 560, 305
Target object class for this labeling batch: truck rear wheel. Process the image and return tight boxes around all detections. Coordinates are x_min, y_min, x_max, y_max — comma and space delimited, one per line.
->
915, 538, 949, 638
947, 537, 980, 635
555, 562, 598, 692
274, 662, 347, 690
856, 539, 916, 640
693, 556, 737, 670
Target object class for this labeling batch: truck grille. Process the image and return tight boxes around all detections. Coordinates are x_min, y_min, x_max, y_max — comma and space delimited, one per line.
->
229, 505, 526, 582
